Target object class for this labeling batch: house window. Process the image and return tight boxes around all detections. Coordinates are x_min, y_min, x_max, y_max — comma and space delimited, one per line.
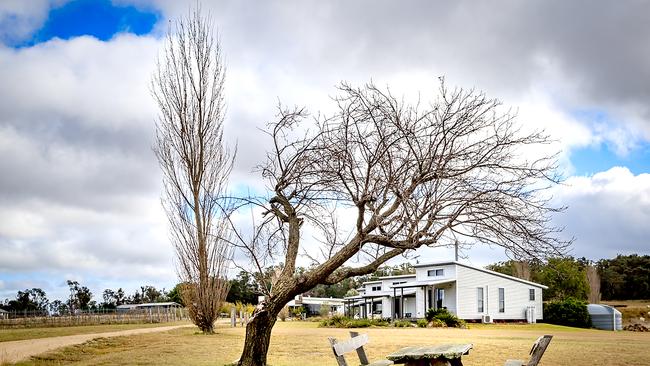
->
427, 269, 444, 277
477, 288, 484, 313
371, 285, 381, 291
499, 288, 505, 313
392, 281, 406, 285
529, 289, 535, 301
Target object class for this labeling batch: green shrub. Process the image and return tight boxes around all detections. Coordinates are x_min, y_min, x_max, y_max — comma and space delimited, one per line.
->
319, 316, 390, 328
319, 314, 350, 328
394, 320, 413, 327
425, 308, 448, 321
347, 319, 372, 328
416, 319, 428, 328
369, 318, 389, 327
428, 319, 446, 327
543, 297, 591, 328
425, 308, 464, 327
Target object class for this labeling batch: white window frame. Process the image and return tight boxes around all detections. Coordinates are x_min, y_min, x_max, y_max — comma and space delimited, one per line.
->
529, 288, 535, 301
427, 268, 444, 277
498, 288, 505, 313
477, 287, 484, 313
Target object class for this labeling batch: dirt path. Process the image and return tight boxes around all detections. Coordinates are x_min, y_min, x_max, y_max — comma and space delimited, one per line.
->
0, 324, 194, 364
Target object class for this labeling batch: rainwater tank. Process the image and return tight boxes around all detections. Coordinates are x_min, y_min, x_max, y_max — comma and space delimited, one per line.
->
587, 304, 622, 331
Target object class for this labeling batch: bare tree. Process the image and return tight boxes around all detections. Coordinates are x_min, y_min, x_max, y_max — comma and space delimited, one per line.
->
232, 80, 569, 365
513, 261, 532, 281
152, 7, 233, 334
586, 265, 601, 303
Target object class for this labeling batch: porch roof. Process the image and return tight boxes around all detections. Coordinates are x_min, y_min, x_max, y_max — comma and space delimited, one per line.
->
389, 278, 456, 289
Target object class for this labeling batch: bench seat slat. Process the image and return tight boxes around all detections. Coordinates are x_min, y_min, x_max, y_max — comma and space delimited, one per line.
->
332, 333, 369, 356
504, 360, 525, 366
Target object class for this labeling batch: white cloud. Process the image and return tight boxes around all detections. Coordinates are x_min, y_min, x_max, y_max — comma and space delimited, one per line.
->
0, 0, 63, 45
552, 167, 650, 259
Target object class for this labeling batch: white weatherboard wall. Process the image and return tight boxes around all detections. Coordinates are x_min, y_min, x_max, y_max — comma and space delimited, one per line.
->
402, 297, 416, 317
415, 264, 457, 281
455, 265, 544, 320
414, 283, 457, 318
414, 264, 457, 318
382, 297, 392, 318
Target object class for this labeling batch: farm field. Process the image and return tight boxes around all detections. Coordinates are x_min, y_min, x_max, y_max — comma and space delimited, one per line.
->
8, 321, 650, 366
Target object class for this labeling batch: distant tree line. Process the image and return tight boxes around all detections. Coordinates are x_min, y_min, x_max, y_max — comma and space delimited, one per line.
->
4, 254, 644, 315
0, 280, 183, 315
486, 254, 650, 301
225, 263, 416, 304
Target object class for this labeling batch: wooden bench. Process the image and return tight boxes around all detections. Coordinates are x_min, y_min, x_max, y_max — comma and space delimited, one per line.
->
328, 331, 394, 366
504, 335, 553, 366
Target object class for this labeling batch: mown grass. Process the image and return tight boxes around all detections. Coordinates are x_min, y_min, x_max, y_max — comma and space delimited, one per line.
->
11, 321, 650, 366
0, 322, 190, 343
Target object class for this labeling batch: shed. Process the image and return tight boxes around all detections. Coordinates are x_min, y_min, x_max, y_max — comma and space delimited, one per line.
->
588, 304, 622, 331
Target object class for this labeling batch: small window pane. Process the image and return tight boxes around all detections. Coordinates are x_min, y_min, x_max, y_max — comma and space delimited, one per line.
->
529, 289, 535, 301
477, 288, 484, 313
499, 288, 505, 313
435, 269, 444, 276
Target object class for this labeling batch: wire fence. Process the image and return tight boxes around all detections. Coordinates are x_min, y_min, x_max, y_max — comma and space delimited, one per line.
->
0, 307, 189, 329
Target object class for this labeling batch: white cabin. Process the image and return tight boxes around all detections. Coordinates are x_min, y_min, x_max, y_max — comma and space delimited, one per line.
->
343, 261, 547, 322
285, 295, 345, 316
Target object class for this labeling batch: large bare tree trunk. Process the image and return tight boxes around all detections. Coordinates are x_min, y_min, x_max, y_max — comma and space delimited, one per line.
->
238, 306, 279, 366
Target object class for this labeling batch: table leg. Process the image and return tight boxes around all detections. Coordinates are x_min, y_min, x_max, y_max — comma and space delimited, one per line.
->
405, 361, 451, 366
429, 360, 451, 366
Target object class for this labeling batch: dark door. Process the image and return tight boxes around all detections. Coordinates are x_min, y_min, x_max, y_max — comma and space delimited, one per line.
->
436, 288, 445, 309
393, 298, 401, 318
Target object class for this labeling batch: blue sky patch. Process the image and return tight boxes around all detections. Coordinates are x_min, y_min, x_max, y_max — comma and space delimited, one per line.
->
15, 0, 160, 47
568, 107, 650, 176
570, 142, 650, 176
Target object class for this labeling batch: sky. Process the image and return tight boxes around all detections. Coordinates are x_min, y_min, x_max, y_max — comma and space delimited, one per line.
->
1, 0, 649, 302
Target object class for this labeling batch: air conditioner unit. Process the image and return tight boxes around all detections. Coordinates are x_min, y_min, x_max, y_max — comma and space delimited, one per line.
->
481, 315, 492, 323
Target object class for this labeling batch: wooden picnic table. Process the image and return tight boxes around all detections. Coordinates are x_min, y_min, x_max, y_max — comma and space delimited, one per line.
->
386, 343, 473, 366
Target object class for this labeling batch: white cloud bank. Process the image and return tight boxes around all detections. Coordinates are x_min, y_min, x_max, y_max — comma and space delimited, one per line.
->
552, 167, 650, 259
1, 0, 650, 301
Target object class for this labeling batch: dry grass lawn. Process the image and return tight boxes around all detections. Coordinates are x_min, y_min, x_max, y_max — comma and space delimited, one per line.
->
0, 322, 191, 343
11, 321, 650, 366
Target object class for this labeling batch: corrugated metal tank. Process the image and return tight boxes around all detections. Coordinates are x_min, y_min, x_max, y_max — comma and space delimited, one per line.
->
588, 304, 623, 331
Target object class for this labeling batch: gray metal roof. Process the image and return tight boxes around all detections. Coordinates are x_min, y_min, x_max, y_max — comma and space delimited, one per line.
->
390, 278, 456, 289
117, 302, 181, 309
413, 260, 549, 289
377, 274, 417, 280
587, 304, 621, 315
